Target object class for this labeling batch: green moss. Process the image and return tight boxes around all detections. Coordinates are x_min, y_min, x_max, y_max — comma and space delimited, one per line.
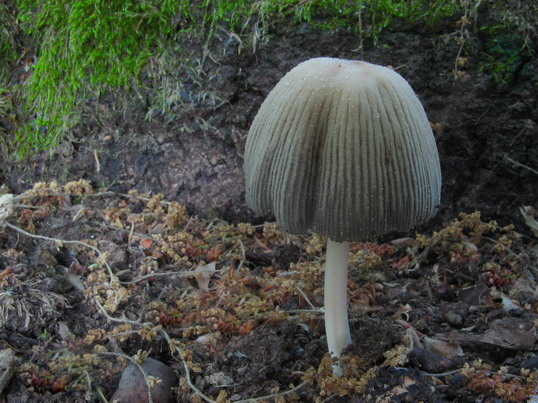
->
0, 2, 18, 84
296, 0, 459, 37
0, 2, 19, 154
0, 88, 14, 153
16, 0, 193, 155
475, 1, 536, 88
14, 0, 525, 156
480, 34, 525, 87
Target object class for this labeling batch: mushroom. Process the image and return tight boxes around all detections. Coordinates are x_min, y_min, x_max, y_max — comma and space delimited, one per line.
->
244, 57, 441, 374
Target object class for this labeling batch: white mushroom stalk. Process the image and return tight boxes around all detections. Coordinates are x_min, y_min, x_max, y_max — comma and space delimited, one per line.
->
324, 239, 351, 376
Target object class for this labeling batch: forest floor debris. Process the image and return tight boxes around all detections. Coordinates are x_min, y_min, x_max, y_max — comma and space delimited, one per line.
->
1, 180, 537, 402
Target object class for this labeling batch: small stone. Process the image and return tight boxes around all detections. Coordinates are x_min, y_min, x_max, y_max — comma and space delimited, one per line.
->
37, 249, 58, 266
408, 346, 456, 373
444, 310, 464, 327
110, 358, 177, 403
458, 284, 487, 305
522, 356, 538, 370
0, 349, 19, 394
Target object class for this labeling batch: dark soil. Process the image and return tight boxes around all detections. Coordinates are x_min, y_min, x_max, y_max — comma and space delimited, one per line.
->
1, 11, 538, 403
2, 21, 537, 231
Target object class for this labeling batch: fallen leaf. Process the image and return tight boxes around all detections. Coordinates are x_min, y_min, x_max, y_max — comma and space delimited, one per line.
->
437, 317, 536, 350
390, 237, 420, 248
480, 317, 536, 350
194, 262, 216, 292
409, 346, 456, 373
423, 336, 463, 358
140, 238, 153, 249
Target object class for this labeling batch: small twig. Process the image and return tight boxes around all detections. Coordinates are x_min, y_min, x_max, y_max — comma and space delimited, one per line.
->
160, 330, 216, 403
14, 204, 40, 209
283, 308, 323, 315
4, 222, 115, 282
503, 154, 538, 175
72, 206, 87, 221
95, 386, 108, 403
93, 149, 100, 173
108, 330, 141, 340
121, 269, 220, 285
236, 239, 246, 271
295, 285, 317, 310
94, 298, 144, 327
128, 221, 135, 249
235, 380, 309, 403
83, 370, 93, 401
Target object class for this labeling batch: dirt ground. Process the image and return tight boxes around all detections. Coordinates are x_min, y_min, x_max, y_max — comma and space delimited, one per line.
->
1, 10, 538, 403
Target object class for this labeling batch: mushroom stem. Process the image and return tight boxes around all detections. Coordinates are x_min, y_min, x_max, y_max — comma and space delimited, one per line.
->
324, 239, 351, 376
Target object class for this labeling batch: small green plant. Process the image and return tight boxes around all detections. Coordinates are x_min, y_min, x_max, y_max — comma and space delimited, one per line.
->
40, 329, 51, 340
475, 0, 536, 87
480, 34, 525, 87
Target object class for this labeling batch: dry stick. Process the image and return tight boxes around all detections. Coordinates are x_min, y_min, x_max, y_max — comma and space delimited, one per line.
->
83, 370, 93, 401
94, 298, 146, 327
121, 271, 195, 284
93, 149, 101, 173
72, 206, 88, 221
121, 267, 221, 285
295, 285, 317, 310
128, 221, 135, 250
503, 154, 538, 176
160, 330, 216, 403
234, 380, 309, 403
4, 222, 115, 282
95, 386, 108, 403
236, 239, 246, 271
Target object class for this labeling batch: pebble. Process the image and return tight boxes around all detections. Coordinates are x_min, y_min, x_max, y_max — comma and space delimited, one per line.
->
110, 358, 177, 403
522, 356, 538, 370
444, 310, 464, 327
0, 349, 18, 395
408, 346, 456, 373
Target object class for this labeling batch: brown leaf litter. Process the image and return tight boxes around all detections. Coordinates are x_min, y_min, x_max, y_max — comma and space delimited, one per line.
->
0, 180, 537, 402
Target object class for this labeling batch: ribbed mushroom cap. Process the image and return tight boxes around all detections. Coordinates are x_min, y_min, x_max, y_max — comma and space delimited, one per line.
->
244, 57, 441, 242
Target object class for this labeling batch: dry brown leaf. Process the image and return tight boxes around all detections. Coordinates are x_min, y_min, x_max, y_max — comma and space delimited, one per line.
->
194, 262, 216, 292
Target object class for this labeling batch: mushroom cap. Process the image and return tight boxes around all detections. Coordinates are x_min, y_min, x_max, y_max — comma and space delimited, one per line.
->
244, 57, 441, 242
